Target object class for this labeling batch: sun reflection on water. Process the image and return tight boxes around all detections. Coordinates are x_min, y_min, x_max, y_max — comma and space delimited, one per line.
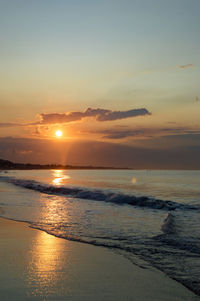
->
26, 193, 72, 298
26, 229, 67, 298
52, 169, 70, 186
131, 177, 137, 184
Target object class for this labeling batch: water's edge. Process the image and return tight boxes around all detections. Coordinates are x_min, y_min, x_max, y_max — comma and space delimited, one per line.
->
0, 214, 199, 297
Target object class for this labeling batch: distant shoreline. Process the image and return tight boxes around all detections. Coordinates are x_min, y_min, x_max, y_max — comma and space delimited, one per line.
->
0, 158, 199, 170
0, 158, 128, 170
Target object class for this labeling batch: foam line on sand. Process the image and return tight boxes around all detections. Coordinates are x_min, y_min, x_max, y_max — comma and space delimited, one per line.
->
0, 217, 197, 301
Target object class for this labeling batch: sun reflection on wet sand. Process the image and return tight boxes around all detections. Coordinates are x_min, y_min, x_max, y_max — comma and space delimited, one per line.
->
52, 169, 70, 186
29, 231, 61, 283
26, 193, 71, 298
26, 228, 72, 298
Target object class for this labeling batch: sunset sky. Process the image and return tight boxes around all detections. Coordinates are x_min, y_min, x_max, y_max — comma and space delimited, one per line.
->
0, 0, 200, 168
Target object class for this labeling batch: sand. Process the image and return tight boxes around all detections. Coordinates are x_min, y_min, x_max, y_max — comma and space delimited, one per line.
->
0, 217, 197, 301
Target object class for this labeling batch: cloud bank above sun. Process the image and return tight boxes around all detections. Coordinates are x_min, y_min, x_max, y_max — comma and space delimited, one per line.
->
1, 105, 200, 145
39, 107, 151, 124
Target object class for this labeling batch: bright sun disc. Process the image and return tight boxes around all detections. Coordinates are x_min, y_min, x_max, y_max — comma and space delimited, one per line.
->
55, 130, 63, 137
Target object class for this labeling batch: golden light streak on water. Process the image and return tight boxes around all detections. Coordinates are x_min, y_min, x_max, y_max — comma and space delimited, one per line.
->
52, 170, 70, 186
26, 195, 72, 297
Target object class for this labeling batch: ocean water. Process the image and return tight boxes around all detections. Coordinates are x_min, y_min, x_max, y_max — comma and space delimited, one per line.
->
0, 169, 200, 296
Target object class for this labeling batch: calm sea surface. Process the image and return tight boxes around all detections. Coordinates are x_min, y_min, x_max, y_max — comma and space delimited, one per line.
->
0, 169, 200, 296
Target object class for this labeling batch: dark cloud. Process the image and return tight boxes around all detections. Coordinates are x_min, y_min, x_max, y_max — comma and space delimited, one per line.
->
91, 127, 200, 140
0, 137, 200, 169
0, 108, 150, 129
101, 129, 144, 139
95, 108, 150, 121
40, 107, 151, 124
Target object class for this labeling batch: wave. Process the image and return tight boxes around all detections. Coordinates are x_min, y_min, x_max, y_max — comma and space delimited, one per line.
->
30, 220, 200, 296
0, 175, 198, 211
156, 213, 200, 255
161, 213, 177, 235
1, 212, 200, 296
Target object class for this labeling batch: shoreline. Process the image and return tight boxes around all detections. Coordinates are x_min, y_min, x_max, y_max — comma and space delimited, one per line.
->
1, 168, 200, 171
1, 216, 200, 298
0, 216, 197, 301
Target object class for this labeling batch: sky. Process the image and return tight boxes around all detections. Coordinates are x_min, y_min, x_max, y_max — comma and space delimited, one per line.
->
0, 0, 200, 168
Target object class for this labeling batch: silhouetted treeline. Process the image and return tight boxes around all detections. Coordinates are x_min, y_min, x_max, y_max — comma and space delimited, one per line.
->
0, 159, 126, 170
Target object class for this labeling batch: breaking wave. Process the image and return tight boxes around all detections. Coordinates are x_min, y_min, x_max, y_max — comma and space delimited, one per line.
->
0, 175, 198, 211
30, 217, 200, 296
156, 213, 200, 255
161, 213, 177, 235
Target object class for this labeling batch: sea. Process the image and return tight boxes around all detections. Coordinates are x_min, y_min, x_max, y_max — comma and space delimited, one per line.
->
0, 169, 200, 296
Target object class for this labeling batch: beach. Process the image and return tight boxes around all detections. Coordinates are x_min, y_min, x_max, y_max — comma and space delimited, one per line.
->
0, 217, 197, 301
1, 0, 200, 298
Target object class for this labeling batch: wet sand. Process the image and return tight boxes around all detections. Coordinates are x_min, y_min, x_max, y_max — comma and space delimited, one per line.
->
0, 217, 197, 301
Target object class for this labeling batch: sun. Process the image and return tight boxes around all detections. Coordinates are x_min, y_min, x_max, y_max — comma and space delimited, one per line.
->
55, 130, 63, 138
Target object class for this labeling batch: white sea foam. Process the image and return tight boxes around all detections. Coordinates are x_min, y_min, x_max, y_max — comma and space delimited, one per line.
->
0, 175, 198, 211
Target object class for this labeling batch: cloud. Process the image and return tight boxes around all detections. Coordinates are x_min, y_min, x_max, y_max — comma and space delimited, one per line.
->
0, 108, 150, 129
18, 150, 33, 155
0, 123, 22, 127
0, 137, 200, 169
96, 108, 150, 121
101, 129, 144, 139
39, 107, 151, 124
90, 127, 200, 140
178, 64, 194, 69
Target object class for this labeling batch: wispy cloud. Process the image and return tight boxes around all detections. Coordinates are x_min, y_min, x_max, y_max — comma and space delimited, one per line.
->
89, 127, 200, 140
178, 64, 194, 69
39, 107, 151, 124
0, 123, 23, 128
